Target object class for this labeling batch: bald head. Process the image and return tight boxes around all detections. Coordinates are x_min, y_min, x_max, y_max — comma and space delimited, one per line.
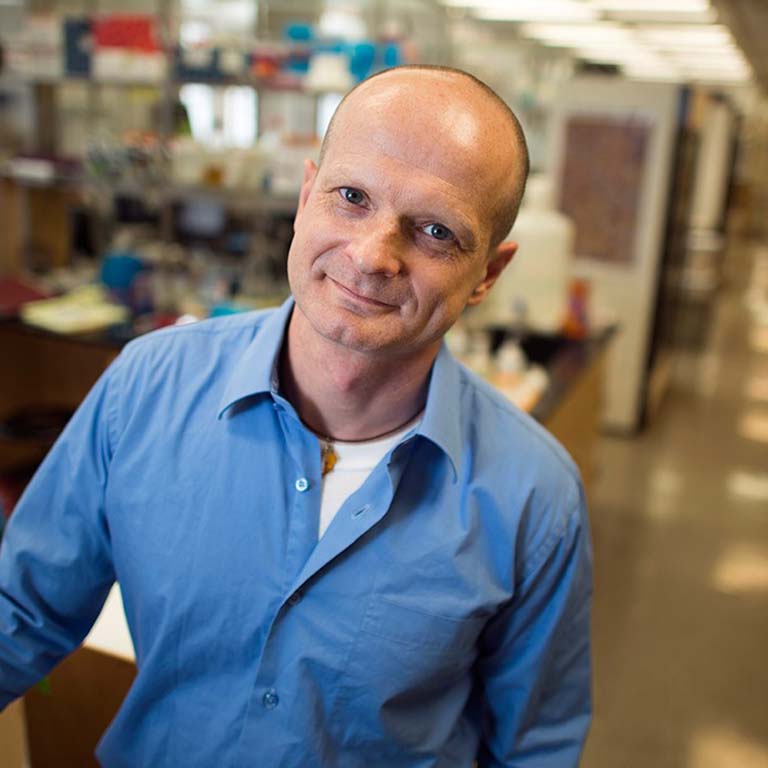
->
318, 65, 530, 248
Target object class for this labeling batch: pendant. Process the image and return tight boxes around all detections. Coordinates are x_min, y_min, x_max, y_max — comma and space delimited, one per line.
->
321, 441, 338, 476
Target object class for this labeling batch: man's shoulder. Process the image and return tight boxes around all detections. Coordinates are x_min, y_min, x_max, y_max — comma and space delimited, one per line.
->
456, 362, 579, 485
121, 307, 275, 362
112, 308, 281, 383
450, 361, 585, 553
106, 307, 281, 406
451, 363, 587, 583
99, 307, 283, 439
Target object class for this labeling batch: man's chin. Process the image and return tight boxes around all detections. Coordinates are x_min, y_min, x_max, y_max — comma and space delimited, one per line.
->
322, 325, 395, 354
310, 314, 405, 356
294, 296, 435, 358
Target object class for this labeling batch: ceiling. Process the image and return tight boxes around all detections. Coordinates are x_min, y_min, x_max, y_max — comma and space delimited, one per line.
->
714, 0, 768, 92
447, 0, 766, 92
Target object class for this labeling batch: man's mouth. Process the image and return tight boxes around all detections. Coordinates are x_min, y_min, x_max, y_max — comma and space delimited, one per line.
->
328, 277, 395, 308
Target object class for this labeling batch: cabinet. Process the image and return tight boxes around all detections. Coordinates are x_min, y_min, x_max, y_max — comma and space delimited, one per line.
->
0, 700, 28, 768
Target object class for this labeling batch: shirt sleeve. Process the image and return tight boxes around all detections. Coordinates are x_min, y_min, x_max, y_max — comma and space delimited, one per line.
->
0, 357, 121, 710
476, 483, 593, 767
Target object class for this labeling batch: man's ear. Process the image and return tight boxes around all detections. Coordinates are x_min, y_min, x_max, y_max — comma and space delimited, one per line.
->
467, 241, 518, 306
294, 159, 318, 227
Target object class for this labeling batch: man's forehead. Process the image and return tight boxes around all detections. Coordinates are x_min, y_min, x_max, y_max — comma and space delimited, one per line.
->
346, 68, 480, 100
329, 72, 517, 171
345, 119, 506, 196
337, 70, 497, 129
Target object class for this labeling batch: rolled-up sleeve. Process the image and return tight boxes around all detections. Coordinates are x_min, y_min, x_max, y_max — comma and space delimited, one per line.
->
476, 486, 593, 767
0, 358, 121, 709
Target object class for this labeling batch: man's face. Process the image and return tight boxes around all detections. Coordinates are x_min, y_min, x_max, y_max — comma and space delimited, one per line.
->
287, 76, 517, 360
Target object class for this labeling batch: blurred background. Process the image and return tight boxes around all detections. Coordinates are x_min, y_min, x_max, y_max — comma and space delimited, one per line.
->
0, 1, 767, 766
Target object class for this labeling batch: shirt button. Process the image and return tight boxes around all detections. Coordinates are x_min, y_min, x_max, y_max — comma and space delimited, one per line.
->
295, 477, 309, 492
287, 591, 302, 606
262, 689, 279, 709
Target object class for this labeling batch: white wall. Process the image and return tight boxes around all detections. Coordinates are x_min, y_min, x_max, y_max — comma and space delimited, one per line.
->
550, 77, 680, 432
690, 98, 736, 231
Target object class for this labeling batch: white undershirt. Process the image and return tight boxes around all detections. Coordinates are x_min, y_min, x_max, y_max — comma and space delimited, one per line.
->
318, 416, 422, 539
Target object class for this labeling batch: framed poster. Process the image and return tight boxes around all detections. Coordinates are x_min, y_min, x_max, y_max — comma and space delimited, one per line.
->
560, 114, 652, 267
550, 78, 680, 431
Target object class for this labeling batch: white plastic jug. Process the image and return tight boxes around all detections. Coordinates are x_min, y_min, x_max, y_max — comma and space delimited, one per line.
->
485, 175, 574, 333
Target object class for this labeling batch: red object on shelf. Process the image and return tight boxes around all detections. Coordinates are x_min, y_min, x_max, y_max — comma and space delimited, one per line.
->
0, 277, 50, 319
93, 15, 160, 52
562, 278, 590, 340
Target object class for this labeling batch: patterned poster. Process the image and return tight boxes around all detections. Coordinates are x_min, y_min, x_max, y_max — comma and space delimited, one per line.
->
560, 115, 652, 266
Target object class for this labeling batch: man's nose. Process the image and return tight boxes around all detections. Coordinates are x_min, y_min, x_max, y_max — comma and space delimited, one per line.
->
347, 218, 404, 276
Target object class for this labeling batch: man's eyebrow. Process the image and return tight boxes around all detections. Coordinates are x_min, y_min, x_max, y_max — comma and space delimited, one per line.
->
319, 164, 362, 184
447, 220, 477, 252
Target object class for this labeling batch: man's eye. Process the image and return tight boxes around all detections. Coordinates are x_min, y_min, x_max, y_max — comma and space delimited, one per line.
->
423, 223, 455, 242
340, 187, 365, 205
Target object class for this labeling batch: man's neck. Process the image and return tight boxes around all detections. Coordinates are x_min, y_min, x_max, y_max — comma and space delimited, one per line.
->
279, 309, 436, 442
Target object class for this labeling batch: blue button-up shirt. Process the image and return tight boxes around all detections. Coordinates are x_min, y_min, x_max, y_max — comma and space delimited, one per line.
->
0, 299, 592, 767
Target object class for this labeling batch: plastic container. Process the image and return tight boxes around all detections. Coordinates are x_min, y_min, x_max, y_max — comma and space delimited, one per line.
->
485, 175, 575, 333
494, 340, 527, 389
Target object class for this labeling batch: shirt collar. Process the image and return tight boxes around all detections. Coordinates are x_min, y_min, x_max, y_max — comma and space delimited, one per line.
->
217, 297, 294, 418
414, 342, 463, 482
217, 296, 464, 480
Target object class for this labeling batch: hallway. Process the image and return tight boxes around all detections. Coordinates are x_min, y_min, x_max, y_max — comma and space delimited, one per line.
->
584, 242, 768, 767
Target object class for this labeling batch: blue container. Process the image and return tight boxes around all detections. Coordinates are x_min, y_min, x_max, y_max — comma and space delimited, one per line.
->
64, 17, 92, 77
349, 42, 376, 82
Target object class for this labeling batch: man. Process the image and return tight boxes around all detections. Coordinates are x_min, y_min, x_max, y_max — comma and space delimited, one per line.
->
0, 66, 592, 766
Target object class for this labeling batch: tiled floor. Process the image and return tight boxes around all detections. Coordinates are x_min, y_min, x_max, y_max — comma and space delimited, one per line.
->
583, 242, 768, 767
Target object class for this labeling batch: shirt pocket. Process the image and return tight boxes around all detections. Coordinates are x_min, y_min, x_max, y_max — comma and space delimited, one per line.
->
360, 596, 485, 656
332, 596, 486, 753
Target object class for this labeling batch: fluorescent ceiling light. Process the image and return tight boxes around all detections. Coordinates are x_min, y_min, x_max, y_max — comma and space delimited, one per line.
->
589, 0, 717, 20
667, 49, 747, 64
681, 62, 751, 76
621, 58, 679, 70
689, 73, 752, 82
622, 65, 748, 83
623, 69, 680, 80
683, 66, 751, 78
523, 22, 634, 46
506, 2, 753, 85
623, 62, 679, 72
623, 70, 683, 82
465, 1, 597, 23
648, 42, 739, 53
650, 46, 741, 60
583, 54, 666, 68
590, 0, 710, 10
601, 9, 717, 23
639, 24, 733, 46
578, 48, 667, 66
573, 40, 661, 57
576, 44, 654, 57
